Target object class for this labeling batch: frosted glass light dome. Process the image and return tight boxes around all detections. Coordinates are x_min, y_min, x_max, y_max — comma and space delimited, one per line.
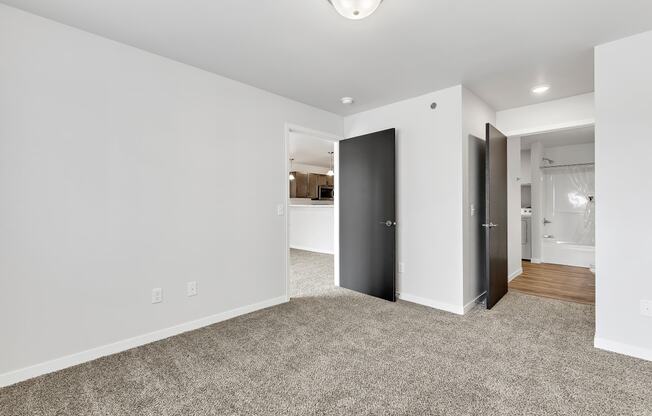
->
328, 0, 383, 20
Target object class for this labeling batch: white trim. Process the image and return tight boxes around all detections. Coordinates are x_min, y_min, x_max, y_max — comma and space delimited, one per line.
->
286, 123, 341, 142
594, 337, 652, 362
502, 119, 595, 138
284, 124, 291, 301
284, 124, 341, 294
399, 293, 464, 315
508, 267, 523, 282
463, 291, 486, 314
0, 296, 287, 388
289, 245, 334, 255
530, 258, 542, 264
333, 141, 340, 287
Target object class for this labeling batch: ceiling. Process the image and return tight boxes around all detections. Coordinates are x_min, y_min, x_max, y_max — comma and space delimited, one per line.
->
521, 125, 594, 150
289, 133, 334, 168
3, 0, 652, 115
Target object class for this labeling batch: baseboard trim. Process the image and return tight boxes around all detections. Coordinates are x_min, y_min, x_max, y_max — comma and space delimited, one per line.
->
463, 291, 486, 314
594, 337, 652, 362
530, 258, 542, 264
0, 295, 288, 388
289, 245, 334, 255
508, 268, 523, 282
399, 293, 464, 315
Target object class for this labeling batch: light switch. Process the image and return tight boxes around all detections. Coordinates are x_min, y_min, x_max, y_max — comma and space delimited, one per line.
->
151, 288, 162, 304
277, 204, 284, 216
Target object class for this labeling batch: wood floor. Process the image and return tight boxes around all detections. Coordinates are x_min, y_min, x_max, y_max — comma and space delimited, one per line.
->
509, 261, 595, 305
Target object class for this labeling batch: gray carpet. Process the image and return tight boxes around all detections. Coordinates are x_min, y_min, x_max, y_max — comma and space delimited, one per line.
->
1, 249, 651, 415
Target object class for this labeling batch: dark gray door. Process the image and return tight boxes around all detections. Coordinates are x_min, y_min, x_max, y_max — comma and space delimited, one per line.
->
339, 128, 396, 302
484, 123, 508, 309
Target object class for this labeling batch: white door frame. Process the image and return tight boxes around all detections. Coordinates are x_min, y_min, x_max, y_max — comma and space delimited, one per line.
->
284, 123, 341, 301
501, 119, 595, 138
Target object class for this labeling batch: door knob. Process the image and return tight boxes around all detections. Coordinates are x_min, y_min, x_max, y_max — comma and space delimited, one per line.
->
482, 222, 498, 228
380, 220, 396, 227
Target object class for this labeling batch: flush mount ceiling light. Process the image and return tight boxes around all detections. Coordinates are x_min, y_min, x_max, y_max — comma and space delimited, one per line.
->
328, 0, 383, 20
289, 158, 295, 181
531, 84, 550, 94
341, 96, 354, 105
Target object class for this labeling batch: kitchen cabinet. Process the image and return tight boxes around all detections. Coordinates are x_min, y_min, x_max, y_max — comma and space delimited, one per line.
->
289, 172, 333, 198
289, 172, 309, 198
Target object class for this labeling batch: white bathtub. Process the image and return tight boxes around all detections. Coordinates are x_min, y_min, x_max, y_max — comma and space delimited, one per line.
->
541, 239, 595, 268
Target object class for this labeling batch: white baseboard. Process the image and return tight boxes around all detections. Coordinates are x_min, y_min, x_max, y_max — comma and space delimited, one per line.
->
0, 296, 288, 388
530, 258, 542, 264
594, 337, 652, 362
508, 268, 523, 282
289, 245, 334, 255
399, 293, 464, 315
463, 291, 486, 314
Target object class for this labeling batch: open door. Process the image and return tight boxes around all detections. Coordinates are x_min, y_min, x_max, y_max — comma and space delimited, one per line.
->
339, 128, 396, 302
484, 123, 508, 309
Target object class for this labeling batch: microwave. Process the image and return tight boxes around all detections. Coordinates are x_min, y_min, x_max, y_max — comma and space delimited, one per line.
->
318, 185, 334, 200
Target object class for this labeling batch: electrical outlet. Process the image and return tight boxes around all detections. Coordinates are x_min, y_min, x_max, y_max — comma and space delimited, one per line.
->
398, 262, 405, 273
277, 204, 284, 216
187, 281, 197, 297
151, 288, 162, 304
641, 300, 652, 317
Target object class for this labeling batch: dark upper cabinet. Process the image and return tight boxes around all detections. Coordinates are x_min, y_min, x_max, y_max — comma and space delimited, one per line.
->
290, 172, 334, 199
289, 172, 297, 198
289, 172, 309, 198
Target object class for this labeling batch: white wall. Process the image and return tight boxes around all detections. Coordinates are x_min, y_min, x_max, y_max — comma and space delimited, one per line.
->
594, 30, 652, 361
0, 4, 342, 384
344, 86, 466, 314
289, 206, 334, 254
462, 88, 496, 308
529, 143, 545, 262
544, 143, 594, 165
497, 93, 595, 136
520, 149, 531, 184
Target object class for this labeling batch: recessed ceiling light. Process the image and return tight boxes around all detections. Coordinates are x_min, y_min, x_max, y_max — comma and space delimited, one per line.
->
328, 0, 383, 20
341, 96, 354, 105
532, 84, 550, 94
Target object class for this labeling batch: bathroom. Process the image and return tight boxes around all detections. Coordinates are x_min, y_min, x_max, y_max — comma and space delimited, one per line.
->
510, 125, 596, 303
519, 125, 595, 270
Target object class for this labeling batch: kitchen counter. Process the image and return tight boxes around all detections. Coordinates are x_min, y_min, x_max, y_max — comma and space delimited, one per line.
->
289, 203, 334, 208
289, 204, 334, 254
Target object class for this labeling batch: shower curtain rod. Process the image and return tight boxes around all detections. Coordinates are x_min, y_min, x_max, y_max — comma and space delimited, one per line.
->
540, 162, 595, 169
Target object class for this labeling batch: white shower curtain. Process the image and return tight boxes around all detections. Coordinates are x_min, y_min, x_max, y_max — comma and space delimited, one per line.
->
543, 165, 595, 245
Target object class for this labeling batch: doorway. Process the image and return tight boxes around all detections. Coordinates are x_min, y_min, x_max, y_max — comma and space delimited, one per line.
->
284, 125, 398, 303
285, 125, 340, 299
508, 124, 596, 304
